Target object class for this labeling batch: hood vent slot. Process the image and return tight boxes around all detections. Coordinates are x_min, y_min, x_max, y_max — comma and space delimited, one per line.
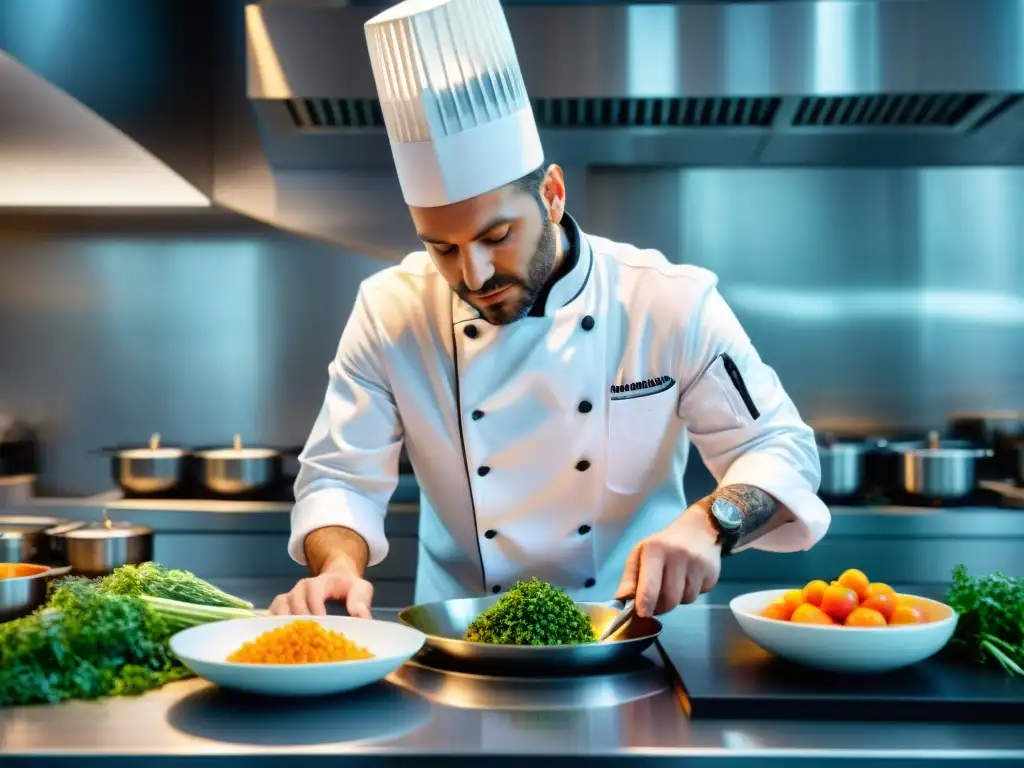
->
285, 98, 383, 129
792, 93, 994, 128
530, 97, 781, 128
283, 93, 1019, 134
283, 96, 781, 131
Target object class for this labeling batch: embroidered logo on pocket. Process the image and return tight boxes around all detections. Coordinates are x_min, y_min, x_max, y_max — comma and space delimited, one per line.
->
610, 375, 676, 401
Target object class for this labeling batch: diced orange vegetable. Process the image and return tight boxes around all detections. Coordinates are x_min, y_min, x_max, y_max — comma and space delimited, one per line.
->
227, 620, 374, 665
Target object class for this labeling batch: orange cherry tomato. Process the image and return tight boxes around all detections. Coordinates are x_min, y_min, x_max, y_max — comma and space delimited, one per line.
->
845, 607, 887, 627
890, 605, 924, 625
865, 582, 896, 600
838, 569, 871, 600
820, 585, 859, 621
782, 589, 805, 613
762, 601, 793, 621
802, 580, 829, 606
790, 603, 834, 625
861, 593, 895, 622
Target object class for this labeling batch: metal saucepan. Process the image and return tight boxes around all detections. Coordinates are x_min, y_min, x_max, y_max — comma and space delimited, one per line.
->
193, 434, 299, 498
397, 597, 663, 673
0, 515, 78, 562
0, 562, 72, 623
948, 411, 1024, 480
45, 514, 153, 577
92, 433, 192, 497
815, 432, 886, 498
887, 431, 994, 501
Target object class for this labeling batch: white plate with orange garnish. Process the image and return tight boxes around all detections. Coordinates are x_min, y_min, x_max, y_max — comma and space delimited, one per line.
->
729, 568, 958, 674
170, 616, 426, 696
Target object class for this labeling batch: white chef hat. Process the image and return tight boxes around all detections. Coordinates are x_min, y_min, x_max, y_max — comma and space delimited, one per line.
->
364, 0, 544, 208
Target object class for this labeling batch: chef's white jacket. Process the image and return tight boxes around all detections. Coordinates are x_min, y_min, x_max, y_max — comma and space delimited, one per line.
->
289, 214, 830, 605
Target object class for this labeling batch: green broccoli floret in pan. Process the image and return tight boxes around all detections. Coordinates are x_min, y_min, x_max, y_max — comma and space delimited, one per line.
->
465, 578, 597, 645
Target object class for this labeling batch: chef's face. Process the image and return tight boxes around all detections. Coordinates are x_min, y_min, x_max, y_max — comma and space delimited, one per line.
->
410, 165, 566, 325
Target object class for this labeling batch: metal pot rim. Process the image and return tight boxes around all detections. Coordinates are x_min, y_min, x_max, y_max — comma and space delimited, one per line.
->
196, 448, 280, 460
903, 448, 993, 458
0, 562, 65, 581
117, 448, 188, 459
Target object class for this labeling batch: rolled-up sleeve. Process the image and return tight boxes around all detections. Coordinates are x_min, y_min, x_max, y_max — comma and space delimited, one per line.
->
675, 273, 830, 552
289, 287, 403, 568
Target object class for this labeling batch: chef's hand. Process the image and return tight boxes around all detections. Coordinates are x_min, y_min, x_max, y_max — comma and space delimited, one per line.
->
615, 504, 722, 617
268, 558, 374, 619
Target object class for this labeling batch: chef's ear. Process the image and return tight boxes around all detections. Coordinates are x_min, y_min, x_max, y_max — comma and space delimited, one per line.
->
541, 164, 566, 224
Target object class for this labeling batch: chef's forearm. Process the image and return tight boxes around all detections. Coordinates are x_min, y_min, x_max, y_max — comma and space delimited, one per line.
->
701, 484, 796, 548
303, 526, 370, 577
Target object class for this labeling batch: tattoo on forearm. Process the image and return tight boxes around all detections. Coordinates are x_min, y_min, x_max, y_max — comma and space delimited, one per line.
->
709, 484, 778, 538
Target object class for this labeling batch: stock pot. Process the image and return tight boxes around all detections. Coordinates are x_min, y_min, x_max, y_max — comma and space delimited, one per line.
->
93, 433, 191, 497
889, 431, 993, 501
45, 515, 154, 577
194, 434, 299, 498
816, 434, 875, 497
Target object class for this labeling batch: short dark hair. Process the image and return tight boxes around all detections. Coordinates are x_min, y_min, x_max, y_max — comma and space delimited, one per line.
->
508, 165, 547, 216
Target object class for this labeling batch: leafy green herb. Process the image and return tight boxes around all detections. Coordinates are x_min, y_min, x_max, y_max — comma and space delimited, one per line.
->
943, 564, 1024, 677
0, 579, 190, 706
0, 566, 257, 706
141, 594, 258, 633
465, 578, 596, 646
99, 562, 253, 610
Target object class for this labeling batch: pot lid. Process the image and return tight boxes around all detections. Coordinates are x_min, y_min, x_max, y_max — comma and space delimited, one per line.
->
196, 434, 279, 460
58, 514, 152, 539
117, 433, 187, 459
0, 515, 70, 534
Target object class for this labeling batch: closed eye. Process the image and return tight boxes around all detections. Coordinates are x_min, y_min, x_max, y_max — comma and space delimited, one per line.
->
483, 231, 509, 245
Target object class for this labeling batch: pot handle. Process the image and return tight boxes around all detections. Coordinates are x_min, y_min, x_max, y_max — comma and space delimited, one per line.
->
46, 565, 73, 579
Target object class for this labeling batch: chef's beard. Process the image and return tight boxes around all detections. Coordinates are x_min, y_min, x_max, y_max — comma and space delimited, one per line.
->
458, 221, 558, 326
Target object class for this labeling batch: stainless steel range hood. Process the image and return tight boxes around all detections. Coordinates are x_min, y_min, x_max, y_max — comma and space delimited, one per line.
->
236, 0, 1024, 255
247, 0, 1024, 171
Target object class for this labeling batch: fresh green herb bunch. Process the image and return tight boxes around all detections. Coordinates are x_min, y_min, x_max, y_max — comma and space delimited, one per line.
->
99, 562, 254, 610
944, 564, 1024, 677
465, 578, 596, 646
0, 578, 190, 706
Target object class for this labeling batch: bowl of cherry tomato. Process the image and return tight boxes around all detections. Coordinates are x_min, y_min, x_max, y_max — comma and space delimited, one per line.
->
729, 569, 958, 674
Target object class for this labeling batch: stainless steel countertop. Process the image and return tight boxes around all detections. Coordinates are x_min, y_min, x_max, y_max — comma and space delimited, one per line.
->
2, 608, 1023, 765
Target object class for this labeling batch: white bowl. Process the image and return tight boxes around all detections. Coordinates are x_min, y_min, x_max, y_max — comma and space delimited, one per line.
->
729, 589, 958, 674
169, 616, 426, 697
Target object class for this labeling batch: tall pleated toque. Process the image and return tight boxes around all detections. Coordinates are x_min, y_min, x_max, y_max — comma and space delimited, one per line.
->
365, 0, 544, 208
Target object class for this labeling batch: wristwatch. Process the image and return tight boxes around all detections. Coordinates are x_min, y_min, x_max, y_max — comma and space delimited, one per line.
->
708, 497, 743, 557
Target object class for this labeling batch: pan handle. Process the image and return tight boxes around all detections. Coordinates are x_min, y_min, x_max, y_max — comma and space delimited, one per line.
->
45, 565, 73, 579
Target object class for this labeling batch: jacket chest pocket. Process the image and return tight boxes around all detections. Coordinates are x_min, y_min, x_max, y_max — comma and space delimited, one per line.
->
605, 382, 679, 495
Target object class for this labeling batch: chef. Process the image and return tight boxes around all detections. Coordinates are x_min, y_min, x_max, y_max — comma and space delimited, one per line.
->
270, 0, 830, 620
